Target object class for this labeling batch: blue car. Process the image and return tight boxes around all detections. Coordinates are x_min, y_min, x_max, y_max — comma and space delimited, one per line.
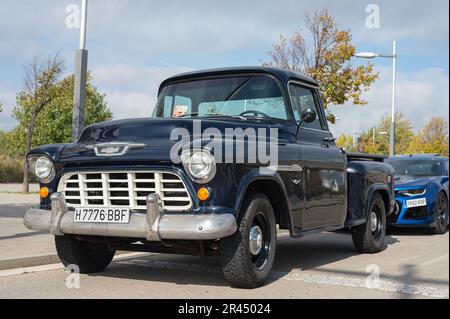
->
385, 155, 449, 234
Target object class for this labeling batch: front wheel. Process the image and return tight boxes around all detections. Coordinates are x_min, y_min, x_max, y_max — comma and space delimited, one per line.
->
351, 192, 386, 253
220, 193, 277, 288
55, 235, 115, 273
432, 192, 448, 235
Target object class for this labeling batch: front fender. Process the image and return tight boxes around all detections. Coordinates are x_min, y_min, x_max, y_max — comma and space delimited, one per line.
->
233, 167, 294, 232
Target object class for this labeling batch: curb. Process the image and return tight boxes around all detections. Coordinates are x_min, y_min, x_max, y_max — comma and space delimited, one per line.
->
0, 250, 143, 271
0, 253, 59, 271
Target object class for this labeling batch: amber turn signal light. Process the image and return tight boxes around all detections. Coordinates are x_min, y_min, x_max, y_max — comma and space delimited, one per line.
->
39, 187, 49, 199
197, 187, 210, 201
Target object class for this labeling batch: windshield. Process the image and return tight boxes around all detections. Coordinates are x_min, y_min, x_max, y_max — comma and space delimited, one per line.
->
152, 75, 288, 120
386, 159, 444, 177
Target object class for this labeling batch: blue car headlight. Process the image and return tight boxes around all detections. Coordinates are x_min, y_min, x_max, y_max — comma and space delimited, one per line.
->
397, 188, 426, 196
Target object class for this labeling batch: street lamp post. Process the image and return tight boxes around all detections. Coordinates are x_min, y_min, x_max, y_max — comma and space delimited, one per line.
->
373, 129, 388, 145
72, 0, 89, 141
352, 131, 363, 152
354, 41, 397, 157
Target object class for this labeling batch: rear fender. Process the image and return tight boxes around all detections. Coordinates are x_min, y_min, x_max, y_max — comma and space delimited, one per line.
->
345, 161, 394, 227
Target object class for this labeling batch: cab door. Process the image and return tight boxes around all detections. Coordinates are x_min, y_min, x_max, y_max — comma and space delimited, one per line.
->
289, 83, 347, 230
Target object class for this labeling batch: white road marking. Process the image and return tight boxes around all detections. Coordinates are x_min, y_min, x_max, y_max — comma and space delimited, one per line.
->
118, 258, 449, 299
417, 254, 449, 268
0, 263, 63, 277
273, 270, 449, 299
1, 254, 448, 299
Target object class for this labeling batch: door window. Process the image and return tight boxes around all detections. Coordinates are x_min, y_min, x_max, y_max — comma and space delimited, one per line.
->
289, 84, 324, 130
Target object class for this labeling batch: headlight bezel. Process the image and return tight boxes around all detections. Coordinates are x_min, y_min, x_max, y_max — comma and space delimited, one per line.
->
29, 155, 55, 184
397, 188, 427, 197
181, 149, 216, 184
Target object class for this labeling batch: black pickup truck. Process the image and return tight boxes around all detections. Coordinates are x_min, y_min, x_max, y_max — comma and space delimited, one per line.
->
24, 67, 394, 288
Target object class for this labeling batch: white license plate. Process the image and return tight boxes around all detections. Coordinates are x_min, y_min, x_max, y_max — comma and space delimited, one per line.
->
74, 208, 130, 223
406, 198, 427, 208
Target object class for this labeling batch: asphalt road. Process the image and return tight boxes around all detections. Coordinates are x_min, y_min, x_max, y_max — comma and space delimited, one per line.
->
1, 228, 448, 299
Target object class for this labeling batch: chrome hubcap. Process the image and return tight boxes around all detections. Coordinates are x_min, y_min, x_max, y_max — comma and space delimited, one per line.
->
249, 225, 263, 256
370, 211, 378, 232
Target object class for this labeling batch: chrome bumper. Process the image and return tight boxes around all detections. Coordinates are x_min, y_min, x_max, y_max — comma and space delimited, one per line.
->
23, 192, 237, 241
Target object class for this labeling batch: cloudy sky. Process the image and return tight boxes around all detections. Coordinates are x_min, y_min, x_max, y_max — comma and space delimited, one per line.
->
0, 0, 448, 136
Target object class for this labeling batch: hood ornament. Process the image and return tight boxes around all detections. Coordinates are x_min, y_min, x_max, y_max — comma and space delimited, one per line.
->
86, 142, 146, 157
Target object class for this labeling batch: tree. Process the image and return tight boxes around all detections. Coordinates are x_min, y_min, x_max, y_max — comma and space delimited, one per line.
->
0, 102, 3, 113
262, 9, 378, 123
407, 117, 449, 156
336, 134, 356, 152
0, 130, 6, 152
11, 55, 113, 193
377, 112, 414, 155
10, 74, 112, 149
354, 112, 413, 156
12, 55, 64, 193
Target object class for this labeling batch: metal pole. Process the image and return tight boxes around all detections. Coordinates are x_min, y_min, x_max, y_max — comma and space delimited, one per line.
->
373, 128, 375, 145
389, 41, 396, 157
72, 0, 89, 141
79, 0, 88, 50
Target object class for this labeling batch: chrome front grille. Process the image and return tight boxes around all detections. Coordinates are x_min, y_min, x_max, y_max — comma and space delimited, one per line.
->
57, 171, 192, 211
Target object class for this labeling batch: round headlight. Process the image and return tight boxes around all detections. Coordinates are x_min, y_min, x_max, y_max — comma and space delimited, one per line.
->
34, 156, 54, 182
181, 150, 216, 183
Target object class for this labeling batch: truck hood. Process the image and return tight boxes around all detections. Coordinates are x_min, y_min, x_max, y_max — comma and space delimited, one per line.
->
58, 117, 289, 164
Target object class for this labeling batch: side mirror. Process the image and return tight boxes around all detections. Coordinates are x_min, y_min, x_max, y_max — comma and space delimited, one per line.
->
295, 108, 317, 138
301, 108, 317, 123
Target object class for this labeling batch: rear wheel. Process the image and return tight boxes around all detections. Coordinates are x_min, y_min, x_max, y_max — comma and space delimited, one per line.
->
55, 235, 115, 273
351, 192, 386, 253
220, 193, 277, 288
433, 192, 448, 235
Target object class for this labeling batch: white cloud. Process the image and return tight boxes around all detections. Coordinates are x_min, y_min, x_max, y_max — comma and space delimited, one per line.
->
329, 67, 449, 136
90, 64, 193, 119
0, 81, 17, 131
0, 0, 448, 134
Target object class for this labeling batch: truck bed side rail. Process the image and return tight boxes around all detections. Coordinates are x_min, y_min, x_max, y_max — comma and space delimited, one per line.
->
346, 152, 386, 163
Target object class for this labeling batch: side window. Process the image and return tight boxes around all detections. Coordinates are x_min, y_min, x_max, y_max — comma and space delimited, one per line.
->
289, 84, 324, 130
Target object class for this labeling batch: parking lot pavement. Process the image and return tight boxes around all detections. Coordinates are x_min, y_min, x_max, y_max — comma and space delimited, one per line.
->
0, 192, 448, 299
0, 191, 58, 270
0, 228, 448, 299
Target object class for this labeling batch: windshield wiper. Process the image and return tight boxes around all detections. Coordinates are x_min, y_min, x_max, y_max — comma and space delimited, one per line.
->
177, 112, 247, 120
178, 112, 200, 118
203, 113, 247, 120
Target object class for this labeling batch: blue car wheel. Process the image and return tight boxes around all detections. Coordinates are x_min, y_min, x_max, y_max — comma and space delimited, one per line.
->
433, 192, 448, 234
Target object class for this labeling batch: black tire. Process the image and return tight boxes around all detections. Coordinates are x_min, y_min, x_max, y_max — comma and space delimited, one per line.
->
432, 192, 448, 235
55, 235, 115, 273
220, 193, 277, 288
351, 192, 386, 253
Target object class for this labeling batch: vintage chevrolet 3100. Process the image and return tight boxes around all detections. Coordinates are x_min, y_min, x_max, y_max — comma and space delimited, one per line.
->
24, 67, 395, 288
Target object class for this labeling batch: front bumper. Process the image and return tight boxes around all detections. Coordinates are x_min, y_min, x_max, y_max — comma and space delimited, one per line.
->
23, 192, 237, 241
388, 196, 434, 226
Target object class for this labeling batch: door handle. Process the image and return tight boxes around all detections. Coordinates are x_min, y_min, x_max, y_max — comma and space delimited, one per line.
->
323, 136, 337, 142
321, 143, 330, 148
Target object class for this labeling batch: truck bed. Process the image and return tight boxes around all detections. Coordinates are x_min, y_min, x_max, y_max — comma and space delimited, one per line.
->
346, 152, 386, 163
